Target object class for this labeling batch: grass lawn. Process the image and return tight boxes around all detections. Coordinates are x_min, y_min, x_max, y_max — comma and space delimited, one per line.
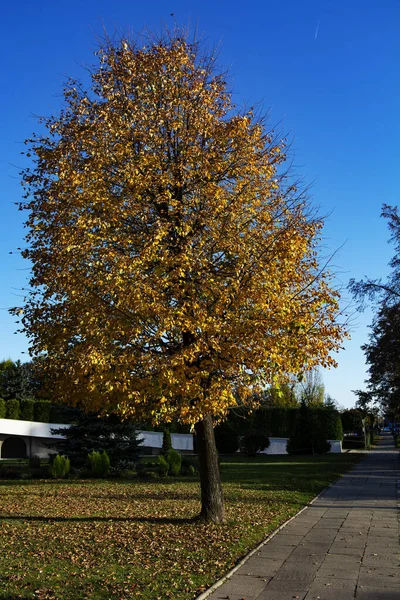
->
0, 453, 361, 600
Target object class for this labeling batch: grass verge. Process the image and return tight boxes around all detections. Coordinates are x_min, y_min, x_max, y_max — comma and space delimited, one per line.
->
0, 452, 361, 600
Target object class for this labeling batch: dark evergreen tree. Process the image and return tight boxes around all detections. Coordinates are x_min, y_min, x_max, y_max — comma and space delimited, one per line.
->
0, 360, 42, 400
52, 412, 142, 468
161, 428, 172, 456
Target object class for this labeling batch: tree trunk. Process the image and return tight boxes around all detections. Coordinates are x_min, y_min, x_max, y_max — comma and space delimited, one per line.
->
194, 413, 225, 523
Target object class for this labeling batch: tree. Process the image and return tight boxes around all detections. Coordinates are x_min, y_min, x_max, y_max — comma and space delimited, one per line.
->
349, 204, 400, 308
298, 369, 325, 406
355, 304, 400, 416
0, 360, 40, 400
349, 205, 400, 417
16, 31, 346, 522
52, 412, 142, 468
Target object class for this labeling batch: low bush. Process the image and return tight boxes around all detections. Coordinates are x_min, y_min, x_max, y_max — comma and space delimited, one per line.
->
88, 450, 110, 478
181, 456, 199, 475
239, 431, 270, 456
0, 397, 5, 418
0, 466, 22, 480
167, 449, 182, 476
6, 398, 20, 419
157, 454, 169, 477
51, 455, 70, 479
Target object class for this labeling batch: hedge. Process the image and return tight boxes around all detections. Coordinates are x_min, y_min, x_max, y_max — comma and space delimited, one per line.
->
341, 409, 363, 434
20, 398, 35, 421
6, 398, 20, 419
312, 407, 343, 441
34, 400, 51, 423
0, 397, 5, 419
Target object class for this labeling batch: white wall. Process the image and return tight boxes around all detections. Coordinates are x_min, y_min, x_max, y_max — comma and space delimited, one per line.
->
260, 437, 342, 454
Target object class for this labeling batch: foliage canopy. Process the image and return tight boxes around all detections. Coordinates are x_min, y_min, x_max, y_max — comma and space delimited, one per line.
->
17, 31, 345, 427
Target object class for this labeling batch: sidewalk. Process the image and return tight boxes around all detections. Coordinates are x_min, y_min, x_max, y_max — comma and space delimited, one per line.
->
205, 433, 400, 600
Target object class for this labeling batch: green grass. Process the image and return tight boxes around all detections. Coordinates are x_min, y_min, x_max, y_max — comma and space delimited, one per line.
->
0, 453, 361, 600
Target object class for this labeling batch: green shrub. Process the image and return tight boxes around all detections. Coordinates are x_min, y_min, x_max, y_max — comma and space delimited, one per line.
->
6, 398, 20, 419
88, 450, 110, 478
161, 429, 172, 456
181, 456, 199, 475
20, 398, 35, 421
34, 400, 51, 423
51, 455, 70, 479
157, 454, 169, 477
0, 397, 5, 418
239, 431, 270, 456
167, 448, 182, 476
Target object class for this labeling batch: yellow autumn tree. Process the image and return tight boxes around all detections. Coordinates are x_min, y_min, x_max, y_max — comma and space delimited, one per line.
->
16, 31, 346, 522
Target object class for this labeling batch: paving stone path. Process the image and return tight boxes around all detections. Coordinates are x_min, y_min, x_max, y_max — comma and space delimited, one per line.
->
206, 433, 399, 600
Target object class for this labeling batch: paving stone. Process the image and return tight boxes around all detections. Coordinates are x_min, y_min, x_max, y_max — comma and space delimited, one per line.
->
274, 564, 319, 582
356, 589, 399, 600
280, 526, 311, 537
234, 557, 285, 577
316, 564, 359, 581
304, 577, 357, 600
291, 543, 331, 556
256, 545, 295, 560
358, 565, 400, 586
258, 579, 310, 593
206, 574, 268, 599
362, 553, 400, 568
303, 531, 337, 543
257, 589, 307, 600
305, 590, 356, 600
268, 534, 305, 546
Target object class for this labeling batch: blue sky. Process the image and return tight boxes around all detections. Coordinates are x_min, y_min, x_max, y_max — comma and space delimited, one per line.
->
1, 0, 399, 407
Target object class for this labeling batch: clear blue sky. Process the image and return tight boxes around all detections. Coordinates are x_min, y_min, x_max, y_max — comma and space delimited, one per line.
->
1, 0, 399, 407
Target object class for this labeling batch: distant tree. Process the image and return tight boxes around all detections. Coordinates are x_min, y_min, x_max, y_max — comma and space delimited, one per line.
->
0, 360, 41, 401
299, 369, 325, 406
324, 394, 337, 408
262, 382, 299, 407
52, 412, 142, 468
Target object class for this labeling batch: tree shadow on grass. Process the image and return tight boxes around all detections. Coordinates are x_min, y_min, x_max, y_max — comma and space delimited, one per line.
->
0, 514, 200, 525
